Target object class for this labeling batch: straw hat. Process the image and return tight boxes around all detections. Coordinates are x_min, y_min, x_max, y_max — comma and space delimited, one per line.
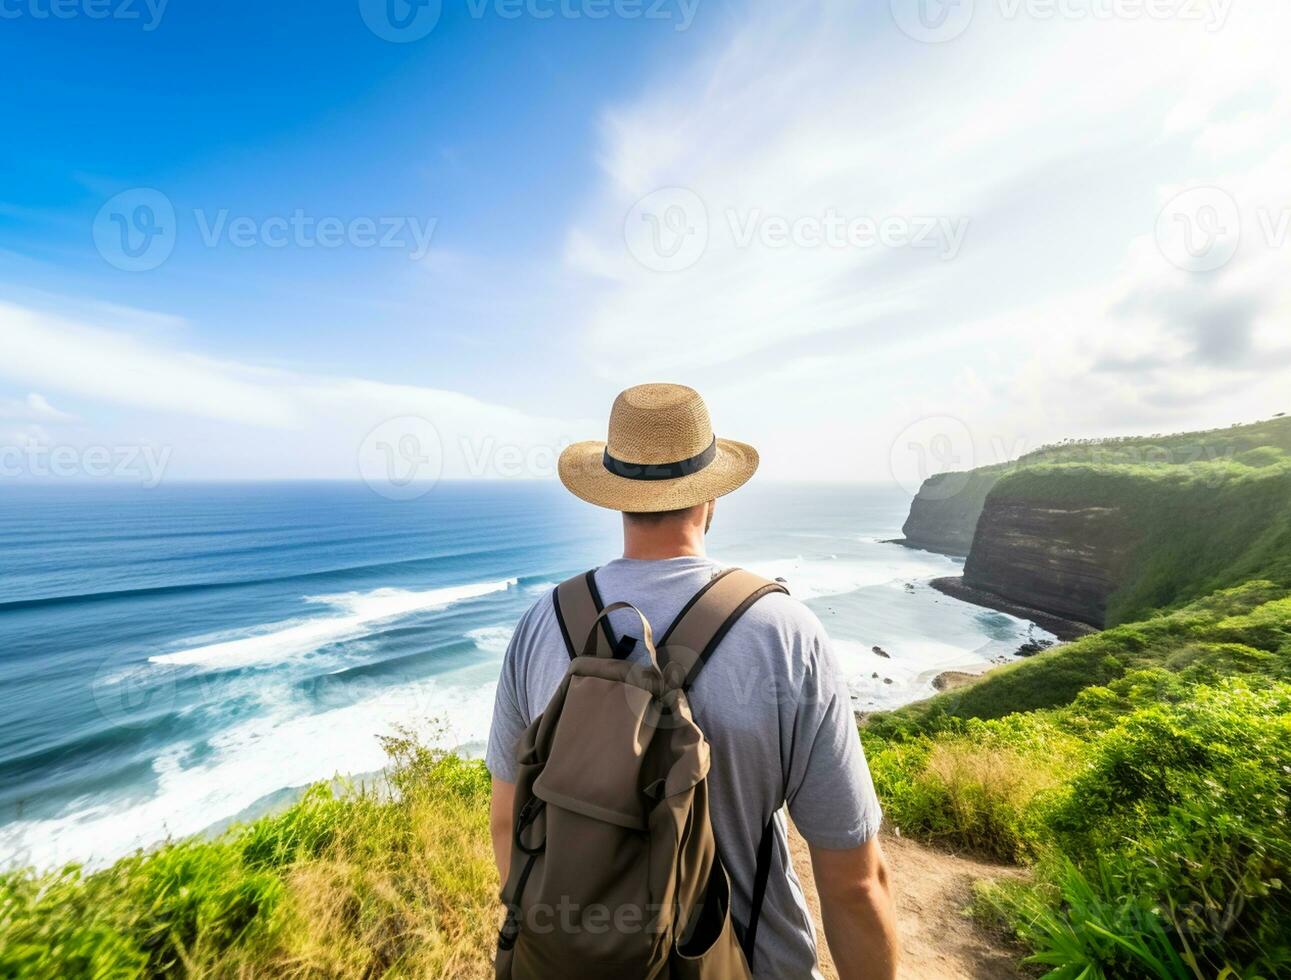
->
558, 383, 759, 512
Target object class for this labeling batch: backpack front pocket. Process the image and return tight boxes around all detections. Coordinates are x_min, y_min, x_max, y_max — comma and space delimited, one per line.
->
672, 859, 752, 979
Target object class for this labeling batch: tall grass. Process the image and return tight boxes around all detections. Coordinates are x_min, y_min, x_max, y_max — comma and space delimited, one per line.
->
0, 729, 499, 979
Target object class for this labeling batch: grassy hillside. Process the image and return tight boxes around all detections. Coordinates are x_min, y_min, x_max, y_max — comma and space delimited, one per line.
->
887, 421, 1291, 976
864, 582, 1291, 978
869, 579, 1291, 732
901, 415, 1291, 557
0, 733, 498, 980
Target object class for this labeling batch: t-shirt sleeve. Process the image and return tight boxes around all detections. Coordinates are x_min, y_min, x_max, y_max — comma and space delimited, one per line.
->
784, 621, 883, 849
484, 604, 536, 784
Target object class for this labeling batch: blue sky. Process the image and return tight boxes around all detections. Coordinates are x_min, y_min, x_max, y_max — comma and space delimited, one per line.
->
1, 0, 1289, 486
2, 0, 726, 398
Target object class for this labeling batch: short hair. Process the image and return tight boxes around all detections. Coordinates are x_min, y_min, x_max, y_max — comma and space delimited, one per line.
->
622, 506, 695, 524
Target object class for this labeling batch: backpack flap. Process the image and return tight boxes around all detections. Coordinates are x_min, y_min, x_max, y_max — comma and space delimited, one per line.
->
531, 659, 658, 830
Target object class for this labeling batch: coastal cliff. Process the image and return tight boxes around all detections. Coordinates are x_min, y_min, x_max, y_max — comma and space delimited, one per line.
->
902, 416, 1291, 628
961, 492, 1138, 627
899, 467, 1003, 555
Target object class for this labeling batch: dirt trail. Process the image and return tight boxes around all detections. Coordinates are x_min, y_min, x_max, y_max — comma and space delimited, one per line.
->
788, 827, 1027, 979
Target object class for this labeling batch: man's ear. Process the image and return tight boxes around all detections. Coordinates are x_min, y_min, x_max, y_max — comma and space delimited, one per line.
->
704, 498, 716, 533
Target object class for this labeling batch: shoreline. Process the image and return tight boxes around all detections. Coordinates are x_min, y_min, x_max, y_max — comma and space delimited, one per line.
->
930, 576, 1096, 642
882, 536, 971, 558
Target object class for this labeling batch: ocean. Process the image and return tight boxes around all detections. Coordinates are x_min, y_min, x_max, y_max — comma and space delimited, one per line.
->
0, 481, 1050, 871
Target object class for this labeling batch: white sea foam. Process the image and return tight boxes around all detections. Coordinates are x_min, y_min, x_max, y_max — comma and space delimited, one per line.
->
467, 625, 514, 655
149, 579, 517, 669
834, 612, 1056, 712
3, 546, 1055, 872
835, 638, 984, 710
0, 579, 518, 869
744, 552, 945, 600
0, 668, 501, 871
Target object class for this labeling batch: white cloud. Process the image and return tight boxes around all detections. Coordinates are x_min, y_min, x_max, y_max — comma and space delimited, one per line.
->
4, 1, 1289, 483
0, 301, 593, 481
0, 392, 76, 423
561, 0, 1291, 477
0, 301, 300, 429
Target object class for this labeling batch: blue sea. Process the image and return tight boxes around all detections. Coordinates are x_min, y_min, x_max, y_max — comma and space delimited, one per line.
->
0, 481, 1049, 870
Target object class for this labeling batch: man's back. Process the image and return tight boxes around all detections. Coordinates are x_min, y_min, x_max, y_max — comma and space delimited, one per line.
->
486, 554, 882, 978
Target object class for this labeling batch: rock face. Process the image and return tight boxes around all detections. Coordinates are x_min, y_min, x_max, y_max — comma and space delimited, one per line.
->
963, 495, 1140, 628
932, 671, 978, 692
900, 469, 1004, 556
899, 417, 1291, 628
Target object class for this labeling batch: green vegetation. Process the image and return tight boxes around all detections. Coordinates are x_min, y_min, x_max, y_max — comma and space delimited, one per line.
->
0, 731, 498, 980
874, 579, 1291, 727
903, 415, 1291, 562
1020, 416, 1291, 467
864, 582, 1291, 978
7, 418, 1290, 978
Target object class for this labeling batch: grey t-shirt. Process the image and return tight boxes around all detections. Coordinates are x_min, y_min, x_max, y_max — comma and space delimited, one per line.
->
485, 555, 882, 979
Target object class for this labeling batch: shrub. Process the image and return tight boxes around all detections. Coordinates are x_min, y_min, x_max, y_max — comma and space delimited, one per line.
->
1048, 683, 1291, 976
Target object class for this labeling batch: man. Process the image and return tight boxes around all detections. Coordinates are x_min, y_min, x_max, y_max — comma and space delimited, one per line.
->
485, 383, 899, 979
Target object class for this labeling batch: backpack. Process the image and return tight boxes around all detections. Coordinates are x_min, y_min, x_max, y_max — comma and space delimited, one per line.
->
496, 567, 788, 979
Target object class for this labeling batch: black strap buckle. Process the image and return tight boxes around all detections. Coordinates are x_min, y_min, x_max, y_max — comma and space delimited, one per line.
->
498, 906, 522, 952
514, 797, 547, 856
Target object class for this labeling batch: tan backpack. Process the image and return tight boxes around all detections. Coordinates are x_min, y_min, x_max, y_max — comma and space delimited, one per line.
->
496, 567, 788, 979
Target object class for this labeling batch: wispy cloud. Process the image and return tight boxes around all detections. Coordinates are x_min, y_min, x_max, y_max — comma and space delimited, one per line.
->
0, 300, 593, 481
3, 0, 1289, 482
0, 392, 76, 423
559, 0, 1291, 473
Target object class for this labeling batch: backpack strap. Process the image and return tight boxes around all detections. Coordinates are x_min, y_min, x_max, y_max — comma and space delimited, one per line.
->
552, 569, 636, 660
740, 814, 778, 969
657, 567, 788, 690
658, 567, 788, 969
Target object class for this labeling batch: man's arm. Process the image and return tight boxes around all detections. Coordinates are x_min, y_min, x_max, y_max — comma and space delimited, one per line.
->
809, 836, 899, 980
490, 777, 516, 883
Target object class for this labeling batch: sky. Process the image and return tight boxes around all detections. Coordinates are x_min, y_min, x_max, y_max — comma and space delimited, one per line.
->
1, 0, 1288, 490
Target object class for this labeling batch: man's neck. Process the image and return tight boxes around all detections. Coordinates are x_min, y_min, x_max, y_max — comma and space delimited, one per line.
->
620, 503, 710, 560
621, 540, 707, 560
621, 525, 707, 560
